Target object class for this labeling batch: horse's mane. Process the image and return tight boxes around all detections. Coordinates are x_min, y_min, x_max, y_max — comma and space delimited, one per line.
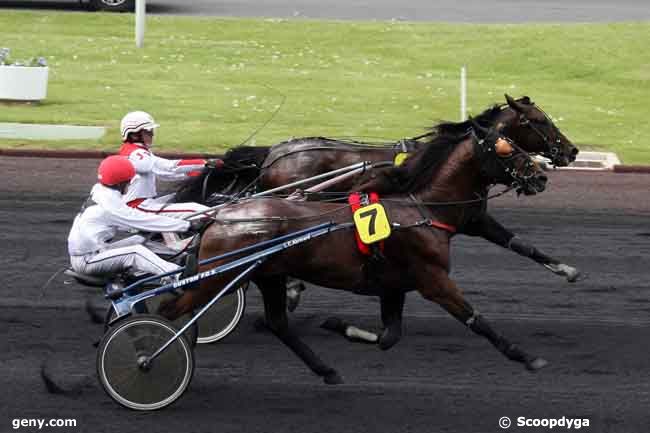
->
422, 104, 503, 140
356, 102, 512, 194
426, 96, 533, 139
356, 129, 473, 195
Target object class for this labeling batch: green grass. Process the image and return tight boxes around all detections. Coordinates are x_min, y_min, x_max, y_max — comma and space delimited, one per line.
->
1, 11, 649, 162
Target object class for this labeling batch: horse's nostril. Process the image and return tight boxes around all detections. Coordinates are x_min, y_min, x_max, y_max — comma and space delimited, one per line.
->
571, 148, 579, 156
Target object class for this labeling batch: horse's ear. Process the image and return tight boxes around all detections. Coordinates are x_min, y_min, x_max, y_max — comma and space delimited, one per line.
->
505, 93, 528, 113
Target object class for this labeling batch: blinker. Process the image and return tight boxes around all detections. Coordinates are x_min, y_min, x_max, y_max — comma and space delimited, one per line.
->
495, 137, 514, 157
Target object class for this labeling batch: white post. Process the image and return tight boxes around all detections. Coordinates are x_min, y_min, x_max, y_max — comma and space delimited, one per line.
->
460, 65, 467, 121
135, 0, 146, 48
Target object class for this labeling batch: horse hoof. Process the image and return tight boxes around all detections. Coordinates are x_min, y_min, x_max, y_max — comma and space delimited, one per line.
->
253, 316, 267, 332
84, 299, 106, 324
554, 264, 583, 283
567, 269, 586, 283
286, 288, 301, 313
378, 329, 401, 351
286, 281, 305, 313
320, 317, 347, 335
526, 357, 549, 371
323, 371, 344, 385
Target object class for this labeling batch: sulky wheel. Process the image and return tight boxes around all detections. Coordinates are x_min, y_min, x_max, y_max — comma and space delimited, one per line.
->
88, 0, 135, 12
104, 293, 199, 346
97, 315, 195, 411
197, 284, 247, 344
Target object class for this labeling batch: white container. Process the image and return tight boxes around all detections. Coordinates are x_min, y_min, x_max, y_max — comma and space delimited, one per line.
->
0, 66, 49, 101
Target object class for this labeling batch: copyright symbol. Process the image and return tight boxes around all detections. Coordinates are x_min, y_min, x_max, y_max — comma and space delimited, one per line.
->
499, 417, 511, 429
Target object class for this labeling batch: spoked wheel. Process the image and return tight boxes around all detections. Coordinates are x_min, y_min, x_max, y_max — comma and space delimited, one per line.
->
97, 315, 195, 411
88, 0, 135, 12
105, 293, 199, 346
197, 284, 247, 344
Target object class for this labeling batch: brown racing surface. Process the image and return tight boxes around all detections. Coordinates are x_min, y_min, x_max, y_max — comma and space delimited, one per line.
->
0, 156, 648, 432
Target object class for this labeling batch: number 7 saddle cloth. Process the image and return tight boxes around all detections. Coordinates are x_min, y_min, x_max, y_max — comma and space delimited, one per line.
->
348, 192, 387, 256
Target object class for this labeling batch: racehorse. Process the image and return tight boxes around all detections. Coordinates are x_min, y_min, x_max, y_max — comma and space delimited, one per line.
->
159, 126, 550, 384
175, 95, 581, 284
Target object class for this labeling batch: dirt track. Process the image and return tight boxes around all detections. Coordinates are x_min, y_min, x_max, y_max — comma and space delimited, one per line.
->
1, 156, 649, 433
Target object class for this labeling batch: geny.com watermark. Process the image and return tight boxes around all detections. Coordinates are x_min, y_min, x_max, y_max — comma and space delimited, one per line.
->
499, 416, 590, 430
12, 418, 77, 430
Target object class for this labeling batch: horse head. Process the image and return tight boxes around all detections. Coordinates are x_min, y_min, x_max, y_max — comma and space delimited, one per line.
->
496, 94, 579, 167
471, 122, 548, 195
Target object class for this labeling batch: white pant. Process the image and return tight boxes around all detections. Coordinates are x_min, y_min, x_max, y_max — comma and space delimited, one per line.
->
132, 194, 210, 220
70, 244, 180, 278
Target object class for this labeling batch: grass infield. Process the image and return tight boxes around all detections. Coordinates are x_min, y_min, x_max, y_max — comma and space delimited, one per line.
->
1, 11, 648, 162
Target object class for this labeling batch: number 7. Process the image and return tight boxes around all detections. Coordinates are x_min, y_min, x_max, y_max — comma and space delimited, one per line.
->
359, 208, 378, 236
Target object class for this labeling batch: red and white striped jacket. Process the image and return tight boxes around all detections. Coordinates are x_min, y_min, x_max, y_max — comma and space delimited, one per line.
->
119, 142, 206, 205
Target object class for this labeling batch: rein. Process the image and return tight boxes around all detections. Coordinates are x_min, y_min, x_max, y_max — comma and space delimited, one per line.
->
262, 138, 421, 169
206, 185, 515, 226
208, 203, 351, 224
380, 187, 514, 207
262, 146, 379, 169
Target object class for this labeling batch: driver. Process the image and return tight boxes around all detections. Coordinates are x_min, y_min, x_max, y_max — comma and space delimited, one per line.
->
118, 111, 221, 219
67, 156, 200, 279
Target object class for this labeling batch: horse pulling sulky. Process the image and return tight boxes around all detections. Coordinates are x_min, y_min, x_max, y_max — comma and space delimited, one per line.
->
95, 121, 554, 410
171, 94, 582, 341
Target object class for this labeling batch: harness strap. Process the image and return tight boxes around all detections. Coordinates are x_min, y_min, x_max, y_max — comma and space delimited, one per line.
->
348, 192, 385, 256
427, 219, 457, 233
408, 193, 457, 234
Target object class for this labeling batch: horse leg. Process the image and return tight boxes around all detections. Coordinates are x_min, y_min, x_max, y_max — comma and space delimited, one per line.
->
257, 276, 344, 385
285, 277, 306, 313
471, 213, 583, 283
320, 291, 404, 349
417, 265, 548, 371
378, 290, 405, 350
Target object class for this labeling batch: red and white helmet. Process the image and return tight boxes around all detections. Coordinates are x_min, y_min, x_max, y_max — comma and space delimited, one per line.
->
97, 156, 136, 186
120, 111, 159, 141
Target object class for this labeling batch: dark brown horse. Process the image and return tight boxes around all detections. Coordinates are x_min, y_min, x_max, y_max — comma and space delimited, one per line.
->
161, 127, 550, 384
175, 95, 581, 284
258, 95, 576, 188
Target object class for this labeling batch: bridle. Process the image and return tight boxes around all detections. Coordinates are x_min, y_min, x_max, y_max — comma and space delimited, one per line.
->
475, 132, 542, 195
516, 108, 565, 166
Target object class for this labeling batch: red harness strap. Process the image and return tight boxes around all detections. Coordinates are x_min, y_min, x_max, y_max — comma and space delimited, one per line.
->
348, 193, 456, 255
428, 219, 457, 233
348, 192, 384, 256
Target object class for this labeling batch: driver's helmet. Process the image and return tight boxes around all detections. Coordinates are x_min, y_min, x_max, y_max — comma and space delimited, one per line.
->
120, 111, 159, 141
97, 156, 136, 186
